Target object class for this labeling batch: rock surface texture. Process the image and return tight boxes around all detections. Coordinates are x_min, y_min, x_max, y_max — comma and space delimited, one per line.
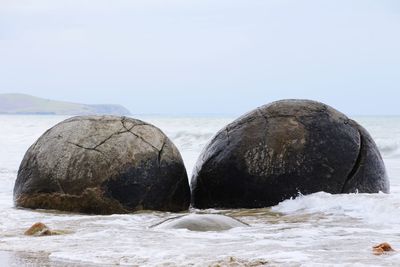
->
191, 99, 389, 209
14, 116, 190, 214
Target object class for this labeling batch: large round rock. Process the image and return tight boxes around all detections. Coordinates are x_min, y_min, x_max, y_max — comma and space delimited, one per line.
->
191, 100, 389, 209
14, 116, 190, 214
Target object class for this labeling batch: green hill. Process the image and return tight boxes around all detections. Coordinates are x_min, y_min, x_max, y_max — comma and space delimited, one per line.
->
0, 94, 131, 115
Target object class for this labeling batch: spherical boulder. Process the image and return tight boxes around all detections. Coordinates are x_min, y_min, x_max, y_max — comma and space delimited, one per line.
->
152, 214, 248, 231
191, 99, 389, 209
14, 116, 190, 214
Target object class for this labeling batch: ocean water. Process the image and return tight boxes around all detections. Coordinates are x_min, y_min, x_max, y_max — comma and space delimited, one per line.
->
0, 115, 400, 266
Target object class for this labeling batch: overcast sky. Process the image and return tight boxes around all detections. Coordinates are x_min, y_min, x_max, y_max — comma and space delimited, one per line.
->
0, 0, 399, 115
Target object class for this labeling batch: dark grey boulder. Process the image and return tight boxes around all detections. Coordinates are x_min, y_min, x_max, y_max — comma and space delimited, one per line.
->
152, 214, 248, 231
14, 116, 190, 214
191, 99, 389, 209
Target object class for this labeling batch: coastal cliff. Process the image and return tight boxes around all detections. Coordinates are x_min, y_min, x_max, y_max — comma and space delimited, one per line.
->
0, 94, 131, 115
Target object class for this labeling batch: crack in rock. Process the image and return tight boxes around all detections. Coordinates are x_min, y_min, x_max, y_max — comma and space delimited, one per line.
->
257, 108, 268, 121
66, 118, 166, 159
120, 117, 161, 151
225, 129, 230, 146
126, 131, 160, 151
158, 141, 166, 167
341, 128, 364, 193
66, 142, 111, 165
66, 141, 102, 152
67, 124, 129, 152
121, 116, 146, 129
92, 127, 127, 150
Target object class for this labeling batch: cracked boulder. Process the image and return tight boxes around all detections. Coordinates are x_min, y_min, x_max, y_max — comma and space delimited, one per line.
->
191, 99, 389, 209
14, 116, 190, 214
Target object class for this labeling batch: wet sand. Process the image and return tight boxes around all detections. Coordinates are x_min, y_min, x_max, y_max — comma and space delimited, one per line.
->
0, 251, 91, 267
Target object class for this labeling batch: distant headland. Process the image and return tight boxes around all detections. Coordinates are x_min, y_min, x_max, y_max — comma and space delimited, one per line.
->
0, 93, 131, 115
